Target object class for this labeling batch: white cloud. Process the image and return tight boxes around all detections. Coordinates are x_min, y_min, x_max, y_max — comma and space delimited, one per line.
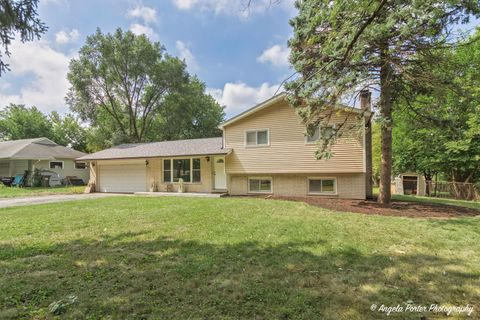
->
175, 40, 198, 71
127, 5, 157, 23
0, 39, 72, 113
129, 23, 157, 39
55, 29, 80, 45
207, 82, 281, 117
171, 0, 293, 19
257, 44, 290, 68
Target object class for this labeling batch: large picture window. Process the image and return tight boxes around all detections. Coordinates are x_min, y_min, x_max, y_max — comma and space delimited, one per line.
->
248, 177, 272, 193
308, 178, 336, 194
173, 159, 191, 182
245, 129, 269, 147
163, 158, 201, 183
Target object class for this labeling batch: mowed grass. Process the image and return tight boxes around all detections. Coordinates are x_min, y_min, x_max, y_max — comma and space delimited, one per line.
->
0, 197, 479, 319
373, 186, 480, 210
393, 194, 480, 210
0, 186, 84, 198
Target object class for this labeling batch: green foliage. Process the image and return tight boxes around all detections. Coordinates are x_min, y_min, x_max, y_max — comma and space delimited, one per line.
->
149, 77, 225, 141
0, 0, 47, 75
67, 28, 187, 143
50, 112, 87, 152
67, 28, 224, 148
31, 168, 42, 188
0, 104, 53, 140
0, 104, 88, 152
393, 30, 480, 183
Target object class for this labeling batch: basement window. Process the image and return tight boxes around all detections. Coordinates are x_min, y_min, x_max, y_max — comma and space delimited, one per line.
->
248, 177, 272, 193
308, 178, 337, 195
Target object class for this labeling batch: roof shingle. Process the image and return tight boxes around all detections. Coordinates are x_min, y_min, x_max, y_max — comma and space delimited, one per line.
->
0, 138, 85, 160
77, 137, 228, 161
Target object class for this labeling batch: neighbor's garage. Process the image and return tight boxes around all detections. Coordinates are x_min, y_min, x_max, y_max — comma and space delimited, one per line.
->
98, 161, 147, 193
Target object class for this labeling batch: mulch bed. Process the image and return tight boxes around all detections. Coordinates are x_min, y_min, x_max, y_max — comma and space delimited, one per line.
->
263, 196, 480, 218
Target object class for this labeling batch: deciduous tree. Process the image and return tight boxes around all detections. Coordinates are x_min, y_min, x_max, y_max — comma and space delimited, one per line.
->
67, 28, 189, 144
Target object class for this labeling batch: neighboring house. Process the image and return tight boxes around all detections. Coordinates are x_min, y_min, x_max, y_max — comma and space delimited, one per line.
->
78, 92, 373, 199
0, 138, 89, 184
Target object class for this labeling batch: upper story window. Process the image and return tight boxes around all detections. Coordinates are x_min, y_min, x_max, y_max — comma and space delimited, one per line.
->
306, 125, 335, 144
245, 129, 269, 147
49, 161, 64, 169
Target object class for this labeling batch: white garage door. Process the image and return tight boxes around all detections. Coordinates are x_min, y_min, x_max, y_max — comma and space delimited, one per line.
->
98, 162, 147, 193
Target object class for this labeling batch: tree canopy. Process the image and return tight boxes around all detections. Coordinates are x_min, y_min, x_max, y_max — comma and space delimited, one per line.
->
392, 30, 480, 185
0, 104, 88, 152
67, 28, 224, 149
0, 0, 47, 75
285, 0, 480, 203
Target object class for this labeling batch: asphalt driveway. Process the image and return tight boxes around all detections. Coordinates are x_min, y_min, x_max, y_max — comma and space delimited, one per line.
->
0, 193, 122, 209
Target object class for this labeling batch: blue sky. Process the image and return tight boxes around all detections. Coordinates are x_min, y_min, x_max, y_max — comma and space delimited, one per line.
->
0, 0, 296, 117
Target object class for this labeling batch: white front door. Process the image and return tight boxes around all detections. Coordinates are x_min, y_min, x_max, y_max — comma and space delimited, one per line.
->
214, 156, 226, 189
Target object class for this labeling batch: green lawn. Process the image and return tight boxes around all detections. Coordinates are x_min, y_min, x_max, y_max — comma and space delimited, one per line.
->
392, 194, 480, 210
0, 186, 85, 198
0, 197, 479, 319
373, 186, 480, 210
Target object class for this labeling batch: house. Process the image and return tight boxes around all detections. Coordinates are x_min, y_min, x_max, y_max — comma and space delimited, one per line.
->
0, 138, 89, 184
78, 92, 373, 199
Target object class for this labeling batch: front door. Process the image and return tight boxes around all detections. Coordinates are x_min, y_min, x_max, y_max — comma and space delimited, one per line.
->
214, 156, 226, 189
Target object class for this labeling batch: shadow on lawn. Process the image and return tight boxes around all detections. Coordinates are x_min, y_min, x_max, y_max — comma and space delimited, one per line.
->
1, 233, 479, 319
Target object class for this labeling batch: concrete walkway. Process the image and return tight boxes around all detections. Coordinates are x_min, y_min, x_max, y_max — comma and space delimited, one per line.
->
0, 193, 121, 209
134, 192, 225, 198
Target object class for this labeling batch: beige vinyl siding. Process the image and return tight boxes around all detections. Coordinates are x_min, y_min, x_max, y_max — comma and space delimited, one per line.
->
223, 100, 365, 174
229, 173, 365, 199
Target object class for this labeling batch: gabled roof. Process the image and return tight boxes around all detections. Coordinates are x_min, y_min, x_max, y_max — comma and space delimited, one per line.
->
219, 92, 371, 128
77, 137, 229, 161
219, 93, 287, 128
0, 138, 86, 160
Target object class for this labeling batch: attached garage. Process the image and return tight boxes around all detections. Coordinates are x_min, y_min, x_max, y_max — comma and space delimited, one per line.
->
98, 161, 147, 193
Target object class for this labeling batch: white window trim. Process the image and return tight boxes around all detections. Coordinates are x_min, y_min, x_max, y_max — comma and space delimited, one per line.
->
244, 128, 270, 148
49, 160, 64, 170
307, 177, 338, 195
248, 177, 273, 194
74, 162, 87, 170
162, 157, 202, 184
305, 124, 336, 145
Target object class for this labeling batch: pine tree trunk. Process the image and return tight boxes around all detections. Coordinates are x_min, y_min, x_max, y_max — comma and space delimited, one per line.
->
378, 56, 393, 204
